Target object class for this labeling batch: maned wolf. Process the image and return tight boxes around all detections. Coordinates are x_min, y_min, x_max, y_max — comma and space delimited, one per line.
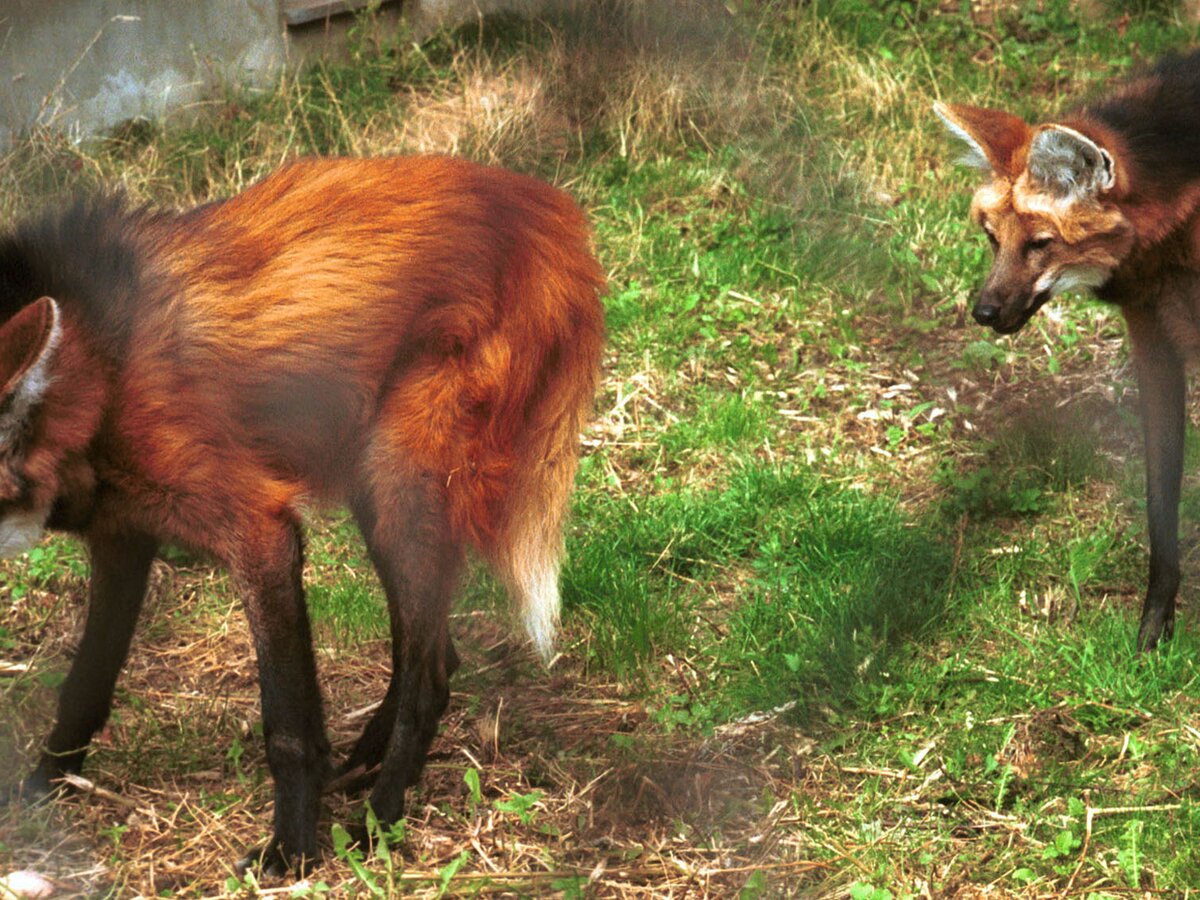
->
936, 50, 1200, 652
0, 157, 605, 874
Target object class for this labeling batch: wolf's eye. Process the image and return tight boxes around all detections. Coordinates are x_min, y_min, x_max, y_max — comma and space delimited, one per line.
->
1026, 236, 1054, 252
984, 229, 999, 250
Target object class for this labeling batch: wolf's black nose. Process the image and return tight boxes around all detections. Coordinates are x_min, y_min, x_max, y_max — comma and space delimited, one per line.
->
973, 303, 1000, 326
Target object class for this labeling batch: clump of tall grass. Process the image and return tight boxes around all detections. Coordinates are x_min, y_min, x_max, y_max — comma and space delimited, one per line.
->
0, 2, 808, 207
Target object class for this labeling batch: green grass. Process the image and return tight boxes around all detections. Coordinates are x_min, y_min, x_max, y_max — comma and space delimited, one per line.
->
567, 460, 953, 691
6, 1, 1200, 895
717, 468, 953, 713
305, 515, 390, 646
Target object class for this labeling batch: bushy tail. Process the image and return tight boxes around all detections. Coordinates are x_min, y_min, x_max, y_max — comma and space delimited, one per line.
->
480, 247, 604, 660
492, 297, 604, 660
495, 380, 597, 659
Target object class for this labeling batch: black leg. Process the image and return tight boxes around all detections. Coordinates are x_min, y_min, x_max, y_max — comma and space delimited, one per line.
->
19, 528, 157, 799
234, 518, 330, 877
334, 634, 460, 793
1126, 308, 1186, 651
344, 476, 460, 825
334, 678, 400, 788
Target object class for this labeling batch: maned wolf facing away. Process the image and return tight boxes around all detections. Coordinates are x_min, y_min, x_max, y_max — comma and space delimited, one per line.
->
0, 157, 605, 874
936, 50, 1200, 652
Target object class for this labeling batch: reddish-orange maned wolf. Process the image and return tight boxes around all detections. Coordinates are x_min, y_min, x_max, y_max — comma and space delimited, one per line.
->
0, 156, 605, 874
937, 50, 1200, 653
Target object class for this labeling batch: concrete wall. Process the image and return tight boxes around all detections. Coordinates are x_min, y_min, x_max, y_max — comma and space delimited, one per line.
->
0, 0, 287, 145
0, 0, 566, 145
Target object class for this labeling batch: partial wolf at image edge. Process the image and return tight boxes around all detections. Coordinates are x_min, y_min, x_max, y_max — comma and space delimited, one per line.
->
936, 48, 1200, 652
0, 153, 606, 872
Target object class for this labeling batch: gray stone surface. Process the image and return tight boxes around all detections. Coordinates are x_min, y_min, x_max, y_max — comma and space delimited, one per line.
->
0, 0, 567, 144
0, 0, 287, 144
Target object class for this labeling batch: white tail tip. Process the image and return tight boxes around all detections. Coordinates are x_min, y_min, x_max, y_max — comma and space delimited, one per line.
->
520, 559, 562, 663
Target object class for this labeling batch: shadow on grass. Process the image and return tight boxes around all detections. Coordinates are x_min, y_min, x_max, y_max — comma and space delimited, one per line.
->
939, 398, 1114, 521
562, 462, 956, 720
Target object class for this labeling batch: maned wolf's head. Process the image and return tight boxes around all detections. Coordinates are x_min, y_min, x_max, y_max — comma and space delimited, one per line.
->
0, 296, 61, 557
935, 102, 1135, 335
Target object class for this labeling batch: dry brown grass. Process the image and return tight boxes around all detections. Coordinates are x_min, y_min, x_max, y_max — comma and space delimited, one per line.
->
0, 554, 832, 897
0, 0, 798, 215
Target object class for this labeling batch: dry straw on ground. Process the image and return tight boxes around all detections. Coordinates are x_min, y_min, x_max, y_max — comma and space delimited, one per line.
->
1, 567, 832, 897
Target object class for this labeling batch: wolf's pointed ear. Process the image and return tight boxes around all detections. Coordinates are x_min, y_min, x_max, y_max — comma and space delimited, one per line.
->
934, 102, 1031, 175
0, 297, 62, 433
1027, 124, 1115, 202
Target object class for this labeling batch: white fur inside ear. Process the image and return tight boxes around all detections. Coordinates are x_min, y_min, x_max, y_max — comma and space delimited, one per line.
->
1028, 125, 1114, 200
1098, 148, 1115, 190
0, 506, 49, 558
934, 103, 992, 171
0, 299, 61, 445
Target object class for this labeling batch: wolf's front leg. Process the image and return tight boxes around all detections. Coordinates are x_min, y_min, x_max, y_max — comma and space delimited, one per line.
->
232, 514, 330, 877
20, 528, 158, 800
1126, 306, 1186, 651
